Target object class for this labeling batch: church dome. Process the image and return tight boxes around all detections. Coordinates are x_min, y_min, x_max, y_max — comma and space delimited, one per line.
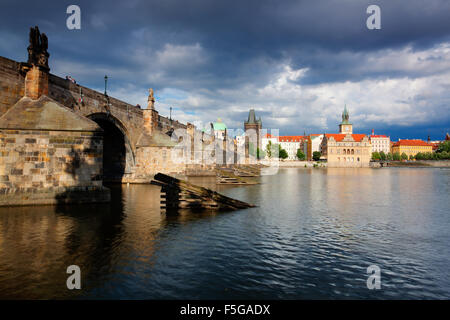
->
213, 118, 227, 131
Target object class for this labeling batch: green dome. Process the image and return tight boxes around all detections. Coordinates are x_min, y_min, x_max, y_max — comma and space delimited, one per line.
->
213, 119, 227, 131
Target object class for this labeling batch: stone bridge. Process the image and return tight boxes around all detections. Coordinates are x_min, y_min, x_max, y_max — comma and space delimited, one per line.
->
0, 53, 216, 183
0, 27, 257, 206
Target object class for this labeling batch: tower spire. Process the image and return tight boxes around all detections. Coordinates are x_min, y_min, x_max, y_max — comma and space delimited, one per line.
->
341, 104, 349, 123
339, 105, 352, 134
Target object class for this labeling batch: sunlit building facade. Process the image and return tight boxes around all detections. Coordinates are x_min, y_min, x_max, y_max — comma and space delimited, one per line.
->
391, 140, 433, 158
321, 106, 372, 167
370, 130, 390, 154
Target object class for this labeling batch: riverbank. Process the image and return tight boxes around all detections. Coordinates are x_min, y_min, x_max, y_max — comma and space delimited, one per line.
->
276, 161, 327, 168
372, 160, 450, 168
271, 160, 450, 168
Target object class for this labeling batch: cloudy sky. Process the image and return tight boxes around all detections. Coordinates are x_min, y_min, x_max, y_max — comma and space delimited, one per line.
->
1, 0, 449, 139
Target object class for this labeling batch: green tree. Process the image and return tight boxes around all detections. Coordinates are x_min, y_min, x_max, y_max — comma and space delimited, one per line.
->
401, 152, 408, 160
265, 141, 279, 159
409, 154, 415, 160
393, 152, 401, 161
386, 152, 393, 161
265, 141, 273, 158
380, 151, 386, 161
312, 151, 321, 161
279, 148, 288, 160
296, 149, 306, 160
437, 141, 450, 153
372, 151, 381, 161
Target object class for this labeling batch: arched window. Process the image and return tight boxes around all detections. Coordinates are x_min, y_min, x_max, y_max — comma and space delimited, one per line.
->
343, 149, 346, 155
351, 149, 354, 155
357, 157, 360, 162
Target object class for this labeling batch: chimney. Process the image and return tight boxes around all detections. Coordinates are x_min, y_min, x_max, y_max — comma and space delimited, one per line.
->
372, 129, 374, 136
24, 26, 50, 100
25, 66, 49, 99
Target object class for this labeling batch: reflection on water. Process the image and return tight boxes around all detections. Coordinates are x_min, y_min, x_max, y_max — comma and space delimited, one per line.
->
0, 168, 449, 299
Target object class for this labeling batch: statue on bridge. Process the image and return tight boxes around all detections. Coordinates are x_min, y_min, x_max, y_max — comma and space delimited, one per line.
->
27, 26, 50, 71
148, 88, 155, 110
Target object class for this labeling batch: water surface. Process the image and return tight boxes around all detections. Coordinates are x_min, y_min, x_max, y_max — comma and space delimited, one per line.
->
0, 168, 449, 299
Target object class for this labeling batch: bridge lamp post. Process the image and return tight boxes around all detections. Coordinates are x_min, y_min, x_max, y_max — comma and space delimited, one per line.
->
104, 75, 108, 96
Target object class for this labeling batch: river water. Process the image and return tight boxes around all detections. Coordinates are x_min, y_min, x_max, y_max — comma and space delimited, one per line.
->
0, 167, 449, 299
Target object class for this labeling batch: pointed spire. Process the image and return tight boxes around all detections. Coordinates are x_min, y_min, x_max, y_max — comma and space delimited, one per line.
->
248, 109, 256, 123
341, 104, 350, 123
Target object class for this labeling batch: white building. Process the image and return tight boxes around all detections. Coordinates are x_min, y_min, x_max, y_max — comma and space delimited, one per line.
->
279, 136, 305, 160
309, 134, 324, 160
236, 134, 246, 146
370, 130, 390, 154
213, 119, 227, 140
261, 133, 278, 154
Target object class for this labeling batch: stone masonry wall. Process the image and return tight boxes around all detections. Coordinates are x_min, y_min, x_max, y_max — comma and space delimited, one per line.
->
0, 57, 24, 116
132, 146, 185, 181
0, 129, 108, 206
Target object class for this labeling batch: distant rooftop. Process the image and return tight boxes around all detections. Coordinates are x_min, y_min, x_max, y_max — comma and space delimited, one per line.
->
279, 136, 307, 142
325, 133, 367, 142
370, 135, 389, 138
392, 139, 431, 147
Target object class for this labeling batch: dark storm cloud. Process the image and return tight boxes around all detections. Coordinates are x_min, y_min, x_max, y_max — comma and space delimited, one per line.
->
0, 0, 449, 139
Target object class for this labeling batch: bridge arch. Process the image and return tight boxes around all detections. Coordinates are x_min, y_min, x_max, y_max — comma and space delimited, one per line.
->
87, 113, 135, 183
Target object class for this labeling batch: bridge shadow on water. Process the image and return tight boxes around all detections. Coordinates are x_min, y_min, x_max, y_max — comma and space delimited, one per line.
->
0, 177, 246, 299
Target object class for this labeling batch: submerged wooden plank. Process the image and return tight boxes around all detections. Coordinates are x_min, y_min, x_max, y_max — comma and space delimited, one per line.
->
152, 173, 256, 212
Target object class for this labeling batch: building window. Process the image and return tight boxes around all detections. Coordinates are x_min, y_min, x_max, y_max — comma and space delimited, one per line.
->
357, 157, 360, 161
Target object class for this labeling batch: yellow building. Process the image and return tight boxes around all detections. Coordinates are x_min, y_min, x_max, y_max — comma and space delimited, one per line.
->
321, 106, 372, 167
322, 134, 372, 167
391, 140, 433, 158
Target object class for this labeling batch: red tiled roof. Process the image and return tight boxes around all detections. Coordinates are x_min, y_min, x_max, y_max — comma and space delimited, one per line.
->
370, 135, 389, 138
431, 142, 440, 150
264, 133, 277, 138
392, 140, 431, 147
279, 135, 307, 142
325, 134, 367, 142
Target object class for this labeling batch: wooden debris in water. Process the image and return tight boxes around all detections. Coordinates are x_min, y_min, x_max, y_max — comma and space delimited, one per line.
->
151, 173, 256, 212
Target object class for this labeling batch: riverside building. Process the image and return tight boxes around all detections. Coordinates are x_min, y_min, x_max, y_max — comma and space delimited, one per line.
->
321, 106, 372, 167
